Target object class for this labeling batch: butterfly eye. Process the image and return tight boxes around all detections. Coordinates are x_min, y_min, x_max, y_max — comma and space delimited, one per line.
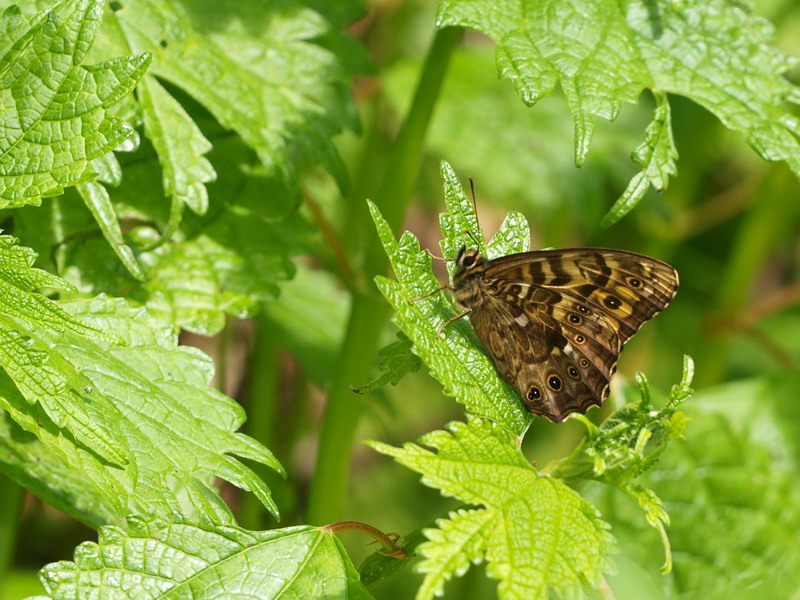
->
527, 386, 542, 400
462, 254, 476, 267
567, 366, 579, 379
547, 375, 562, 391
627, 277, 642, 288
568, 314, 581, 324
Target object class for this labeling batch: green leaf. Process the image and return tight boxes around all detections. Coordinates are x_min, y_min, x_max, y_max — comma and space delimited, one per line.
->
370, 417, 615, 600
371, 161, 531, 435
139, 75, 214, 216
5, 1, 360, 331
34, 516, 373, 600
0, 234, 129, 469
96, 0, 360, 192
139, 195, 311, 335
0, 0, 150, 205
548, 356, 694, 572
601, 90, 677, 227
550, 356, 694, 486
351, 334, 422, 395
0, 294, 282, 527
598, 401, 800, 599
437, 0, 800, 223
16, 137, 315, 336
77, 181, 146, 280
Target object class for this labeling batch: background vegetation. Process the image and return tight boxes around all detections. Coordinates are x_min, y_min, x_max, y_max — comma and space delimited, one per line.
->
1, 0, 800, 598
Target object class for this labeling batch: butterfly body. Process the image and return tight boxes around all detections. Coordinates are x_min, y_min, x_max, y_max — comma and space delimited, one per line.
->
450, 247, 679, 422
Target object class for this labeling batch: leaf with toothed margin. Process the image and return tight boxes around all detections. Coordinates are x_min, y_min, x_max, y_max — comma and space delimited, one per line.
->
437, 0, 800, 224
0, 293, 282, 528
34, 516, 373, 600
370, 162, 532, 435
0, 0, 150, 206
369, 417, 615, 600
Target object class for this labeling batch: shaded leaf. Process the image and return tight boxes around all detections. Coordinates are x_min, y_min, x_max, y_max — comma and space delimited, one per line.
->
96, 0, 361, 193
597, 398, 800, 599
352, 334, 422, 395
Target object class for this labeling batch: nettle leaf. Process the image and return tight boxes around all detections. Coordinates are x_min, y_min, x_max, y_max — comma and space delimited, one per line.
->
370, 417, 615, 600
138, 74, 214, 218
19, 153, 314, 335
77, 180, 146, 280
549, 355, 694, 572
551, 356, 693, 485
0, 292, 281, 528
371, 162, 531, 435
95, 0, 359, 193
0, 0, 150, 206
352, 333, 422, 395
0, 234, 129, 470
34, 516, 373, 600
437, 0, 800, 225
137, 186, 313, 335
597, 404, 800, 599
7, 0, 361, 324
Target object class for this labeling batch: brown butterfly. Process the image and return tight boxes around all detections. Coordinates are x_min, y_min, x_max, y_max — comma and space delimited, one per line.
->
444, 246, 679, 422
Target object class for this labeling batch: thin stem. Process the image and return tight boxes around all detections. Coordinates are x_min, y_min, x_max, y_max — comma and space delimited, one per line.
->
322, 520, 406, 557
304, 191, 357, 292
307, 26, 462, 524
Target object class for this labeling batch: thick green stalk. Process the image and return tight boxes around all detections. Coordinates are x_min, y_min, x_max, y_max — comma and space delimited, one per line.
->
240, 317, 281, 530
0, 475, 22, 579
307, 27, 462, 524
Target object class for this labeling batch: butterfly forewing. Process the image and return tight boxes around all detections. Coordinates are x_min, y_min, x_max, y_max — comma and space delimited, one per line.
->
452, 247, 679, 422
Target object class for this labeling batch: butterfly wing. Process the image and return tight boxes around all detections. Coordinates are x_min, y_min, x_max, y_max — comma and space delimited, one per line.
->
475, 248, 678, 421
468, 289, 607, 422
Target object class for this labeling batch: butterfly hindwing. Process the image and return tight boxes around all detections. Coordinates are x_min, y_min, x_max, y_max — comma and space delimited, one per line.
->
467, 294, 601, 422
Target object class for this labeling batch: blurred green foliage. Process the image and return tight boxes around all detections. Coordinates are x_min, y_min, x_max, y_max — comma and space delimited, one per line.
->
2, 0, 800, 598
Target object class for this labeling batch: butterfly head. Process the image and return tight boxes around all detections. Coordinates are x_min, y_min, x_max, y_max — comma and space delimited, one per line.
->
453, 247, 488, 308
454, 247, 485, 273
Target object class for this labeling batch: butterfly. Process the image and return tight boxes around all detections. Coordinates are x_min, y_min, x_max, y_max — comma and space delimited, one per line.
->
444, 246, 679, 422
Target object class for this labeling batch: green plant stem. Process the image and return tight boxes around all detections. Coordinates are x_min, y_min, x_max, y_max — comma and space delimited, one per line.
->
307, 26, 462, 525
240, 317, 282, 529
0, 475, 23, 579
696, 165, 800, 386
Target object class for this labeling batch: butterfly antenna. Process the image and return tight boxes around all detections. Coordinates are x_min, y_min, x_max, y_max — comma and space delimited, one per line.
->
425, 248, 453, 263
467, 177, 483, 249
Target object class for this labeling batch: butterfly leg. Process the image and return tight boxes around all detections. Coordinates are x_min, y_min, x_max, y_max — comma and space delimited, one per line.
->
408, 285, 453, 303
436, 310, 471, 337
